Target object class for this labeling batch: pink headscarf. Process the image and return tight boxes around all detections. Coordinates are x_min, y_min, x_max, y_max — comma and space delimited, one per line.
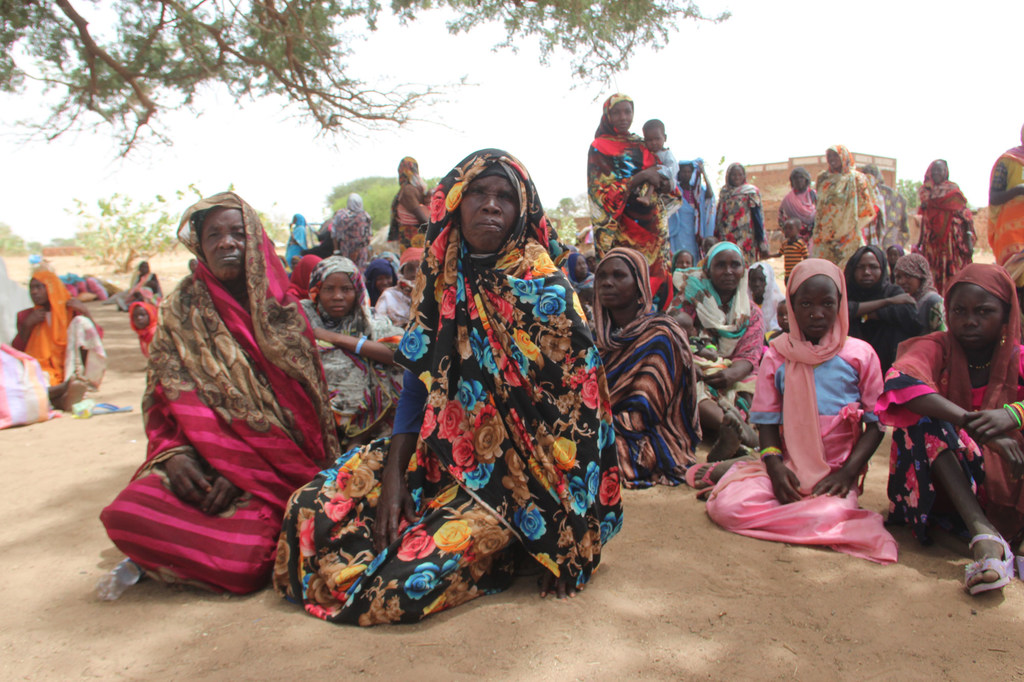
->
769, 258, 849, 493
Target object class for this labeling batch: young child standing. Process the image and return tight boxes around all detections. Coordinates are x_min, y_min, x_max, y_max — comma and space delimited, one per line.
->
702, 259, 898, 563
879, 263, 1024, 595
779, 218, 809, 283
636, 119, 677, 205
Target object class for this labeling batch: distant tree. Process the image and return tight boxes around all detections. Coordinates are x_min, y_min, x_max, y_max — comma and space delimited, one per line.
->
47, 237, 78, 248
546, 195, 590, 245
897, 179, 922, 210
1, 1, 725, 154
0, 222, 28, 254
71, 188, 201, 272
325, 176, 441, 232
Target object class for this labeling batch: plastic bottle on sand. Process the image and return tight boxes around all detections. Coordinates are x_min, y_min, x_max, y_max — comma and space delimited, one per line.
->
96, 558, 143, 600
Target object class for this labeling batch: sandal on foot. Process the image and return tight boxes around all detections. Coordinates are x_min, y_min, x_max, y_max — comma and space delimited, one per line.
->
684, 462, 723, 491
965, 534, 1014, 595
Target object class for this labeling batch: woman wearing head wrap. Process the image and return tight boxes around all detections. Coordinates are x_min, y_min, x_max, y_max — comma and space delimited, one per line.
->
13, 269, 106, 389
287, 254, 322, 300
129, 300, 159, 357
303, 255, 403, 449
812, 145, 877, 265
893, 253, 946, 333
567, 251, 595, 289
672, 242, 765, 463
285, 213, 316, 267
778, 167, 817, 244
705, 259, 896, 563
363, 257, 397, 306
274, 149, 621, 625
388, 156, 430, 250
748, 261, 784, 333
988, 123, 1024, 284
878, 264, 1024, 595
716, 163, 767, 263
375, 247, 423, 327
593, 247, 699, 488
331, 193, 374, 269
587, 94, 673, 310
100, 192, 338, 595
668, 159, 716, 257
917, 160, 975, 294
845, 245, 922, 373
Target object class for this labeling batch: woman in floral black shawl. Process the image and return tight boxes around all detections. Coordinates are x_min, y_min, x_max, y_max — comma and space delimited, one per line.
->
274, 149, 622, 626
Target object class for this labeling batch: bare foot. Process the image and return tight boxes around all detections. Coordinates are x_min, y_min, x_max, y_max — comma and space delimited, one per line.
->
56, 378, 88, 412
706, 426, 741, 463
538, 572, 577, 599
722, 404, 758, 448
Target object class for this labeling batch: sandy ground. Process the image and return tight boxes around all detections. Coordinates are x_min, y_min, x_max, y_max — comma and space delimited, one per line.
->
2, 254, 1024, 680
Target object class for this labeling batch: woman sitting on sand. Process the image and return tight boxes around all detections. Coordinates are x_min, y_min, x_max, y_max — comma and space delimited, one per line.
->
702, 259, 897, 564
593, 247, 700, 488
879, 264, 1024, 595
13, 269, 106, 393
273, 149, 622, 625
672, 242, 764, 463
100, 192, 339, 595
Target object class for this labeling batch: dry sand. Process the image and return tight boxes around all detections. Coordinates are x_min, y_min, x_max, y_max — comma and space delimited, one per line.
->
2, 254, 1023, 680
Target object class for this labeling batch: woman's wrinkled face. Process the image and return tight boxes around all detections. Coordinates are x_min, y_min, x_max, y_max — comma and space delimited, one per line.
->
826, 149, 842, 173
131, 306, 151, 330
854, 251, 883, 289
200, 207, 246, 285
792, 275, 839, 344
894, 271, 921, 297
929, 161, 949, 185
790, 173, 809, 193
29, 278, 48, 306
320, 272, 357, 320
596, 257, 639, 312
748, 268, 767, 305
709, 248, 745, 298
608, 100, 633, 134
727, 166, 744, 188
948, 283, 1007, 353
459, 174, 519, 254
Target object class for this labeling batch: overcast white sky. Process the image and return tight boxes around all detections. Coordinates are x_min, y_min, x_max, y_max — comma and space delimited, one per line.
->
2, 0, 1022, 244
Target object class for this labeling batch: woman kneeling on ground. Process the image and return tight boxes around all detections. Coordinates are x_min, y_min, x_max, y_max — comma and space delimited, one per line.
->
273, 149, 622, 625
702, 259, 897, 563
593, 246, 700, 487
672, 242, 764, 463
100, 192, 338, 595
879, 263, 1024, 595
302, 256, 404, 450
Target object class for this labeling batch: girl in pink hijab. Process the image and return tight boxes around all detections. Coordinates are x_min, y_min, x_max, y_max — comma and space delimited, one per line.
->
704, 258, 897, 563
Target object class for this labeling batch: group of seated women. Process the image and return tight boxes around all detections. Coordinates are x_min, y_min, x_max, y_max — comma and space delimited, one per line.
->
93, 149, 1024, 624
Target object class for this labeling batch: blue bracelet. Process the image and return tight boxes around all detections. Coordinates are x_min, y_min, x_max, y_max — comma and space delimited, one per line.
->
355, 336, 367, 354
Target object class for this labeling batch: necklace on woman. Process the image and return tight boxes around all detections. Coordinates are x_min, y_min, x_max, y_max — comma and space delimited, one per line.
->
968, 359, 991, 370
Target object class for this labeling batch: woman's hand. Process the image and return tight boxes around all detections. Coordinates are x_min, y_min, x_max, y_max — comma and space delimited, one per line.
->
887, 293, 916, 307
703, 366, 735, 390
987, 436, 1024, 479
964, 409, 1019, 444
372, 465, 417, 553
765, 457, 802, 504
23, 308, 48, 329
201, 475, 242, 515
811, 468, 857, 498
164, 452, 212, 507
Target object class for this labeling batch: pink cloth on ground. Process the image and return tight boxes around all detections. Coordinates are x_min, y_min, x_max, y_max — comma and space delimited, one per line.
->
706, 337, 898, 564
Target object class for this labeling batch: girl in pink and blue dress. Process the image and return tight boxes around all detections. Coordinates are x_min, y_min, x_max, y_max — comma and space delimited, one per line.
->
704, 258, 898, 563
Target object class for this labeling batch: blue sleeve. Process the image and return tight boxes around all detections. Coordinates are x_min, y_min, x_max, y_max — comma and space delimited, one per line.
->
751, 203, 765, 245
393, 370, 427, 435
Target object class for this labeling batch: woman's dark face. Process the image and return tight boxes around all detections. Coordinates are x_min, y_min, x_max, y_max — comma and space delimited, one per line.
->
674, 251, 693, 270
886, 247, 901, 267
459, 174, 519, 254
948, 283, 1007, 354
709, 248, 745, 298
747, 268, 766, 305
854, 251, 883, 289
677, 165, 694, 187
595, 258, 639, 313
29, 278, 48, 306
790, 173, 809, 193
573, 257, 589, 281
727, 166, 744, 188
893, 271, 921, 297
608, 100, 633, 134
320, 272, 357, 319
131, 306, 151, 330
200, 207, 246, 286
791, 275, 839, 344
373, 273, 393, 293
929, 161, 949, 185
826, 149, 842, 173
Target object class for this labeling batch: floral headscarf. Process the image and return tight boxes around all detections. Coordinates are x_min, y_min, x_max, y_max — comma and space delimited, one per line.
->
396, 148, 621, 588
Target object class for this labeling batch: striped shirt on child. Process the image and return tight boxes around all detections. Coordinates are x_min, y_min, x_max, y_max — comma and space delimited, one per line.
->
781, 239, 808, 281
